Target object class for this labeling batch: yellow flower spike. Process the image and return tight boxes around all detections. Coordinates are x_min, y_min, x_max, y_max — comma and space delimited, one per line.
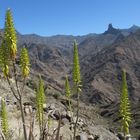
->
20, 48, 30, 78
1, 98, 9, 138
23, 66, 30, 78
3, 65, 9, 78
73, 41, 81, 85
65, 75, 71, 98
119, 69, 131, 136
11, 42, 17, 59
4, 9, 17, 60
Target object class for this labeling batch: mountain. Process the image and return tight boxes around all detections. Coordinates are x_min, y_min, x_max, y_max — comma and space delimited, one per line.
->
103, 24, 121, 35
16, 24, 140, 105
0, 24, 140, 137
17, 32, 97, 48
81, 29, 140, 105
121, 25, 140, 36
78, 28, 140, 136
1, 24, 140, 100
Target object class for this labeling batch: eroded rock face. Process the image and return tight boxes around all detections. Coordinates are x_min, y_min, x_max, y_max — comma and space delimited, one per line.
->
1, 26, 140, 138
81, 30, 140, 105
103, 24, 121, 35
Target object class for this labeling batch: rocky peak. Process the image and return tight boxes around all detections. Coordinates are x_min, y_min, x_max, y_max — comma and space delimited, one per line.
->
103, 23, 120, 35
108, 23, 113, 30
129, 25, 140, 32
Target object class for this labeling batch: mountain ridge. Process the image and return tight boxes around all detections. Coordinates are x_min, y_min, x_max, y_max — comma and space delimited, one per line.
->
0, 24, 140, 137
17, 24, 140, 38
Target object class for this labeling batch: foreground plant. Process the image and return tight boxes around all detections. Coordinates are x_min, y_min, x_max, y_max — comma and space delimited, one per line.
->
72, 41, 82, 140
36, 76, 45, 139
65, 75, 73, 118
0, 9, 66, 140
0, 99, 9, 139
119, 69, 131, 139
0, 9, 30, 140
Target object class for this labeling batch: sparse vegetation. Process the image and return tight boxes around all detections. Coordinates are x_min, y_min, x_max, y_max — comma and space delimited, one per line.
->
0, 98, 9, 139
0, 9, 65, 140
65, 75, 72, 113
119, 69, 132, 139
53, 92, 61, 99
72, 41, 82, 140
0, 9, 29, 140
0, 8, 137, 140
36, 76, 45, 139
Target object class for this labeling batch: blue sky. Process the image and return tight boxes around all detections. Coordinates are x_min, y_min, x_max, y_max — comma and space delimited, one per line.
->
0, 0, 140, 36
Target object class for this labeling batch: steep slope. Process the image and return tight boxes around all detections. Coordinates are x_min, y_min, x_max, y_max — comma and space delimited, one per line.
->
80, 30, 140, 105
16, 25, 123, 94
0, 25, 140, 138
121, 25, 140, 36
79, 33, 120, 57
78, 24, 137, 57
17, 33, 97, 48
0, 25, 140, 98
79, 30, 140, 137
103, 24, 121, 35
19, 43, 71, 92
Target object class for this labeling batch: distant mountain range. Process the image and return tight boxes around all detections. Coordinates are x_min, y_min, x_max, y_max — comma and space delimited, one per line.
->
18, 24, 140, 104
16, 24, 139, 46
1, 24, 140, 103
1, 24, 140, 136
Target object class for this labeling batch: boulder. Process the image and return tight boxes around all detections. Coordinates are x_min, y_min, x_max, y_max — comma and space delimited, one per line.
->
88, 135, 94, 140
76, 133, 88, 140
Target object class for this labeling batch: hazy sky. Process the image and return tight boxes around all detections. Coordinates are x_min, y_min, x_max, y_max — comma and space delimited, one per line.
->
0, 0, 140, 36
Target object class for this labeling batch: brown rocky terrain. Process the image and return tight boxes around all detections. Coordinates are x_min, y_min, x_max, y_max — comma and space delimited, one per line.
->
0, 24, 140, 139
80, 29, 140, 137
81, 29, 140, 104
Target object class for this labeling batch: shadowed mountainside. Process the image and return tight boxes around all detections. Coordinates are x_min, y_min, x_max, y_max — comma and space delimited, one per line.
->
0, 24, 140, 137
1, 24, 140, 104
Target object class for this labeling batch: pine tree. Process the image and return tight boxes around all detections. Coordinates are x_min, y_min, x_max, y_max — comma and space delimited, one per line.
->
1, 99, 9, 138
119, 69, 131, 138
